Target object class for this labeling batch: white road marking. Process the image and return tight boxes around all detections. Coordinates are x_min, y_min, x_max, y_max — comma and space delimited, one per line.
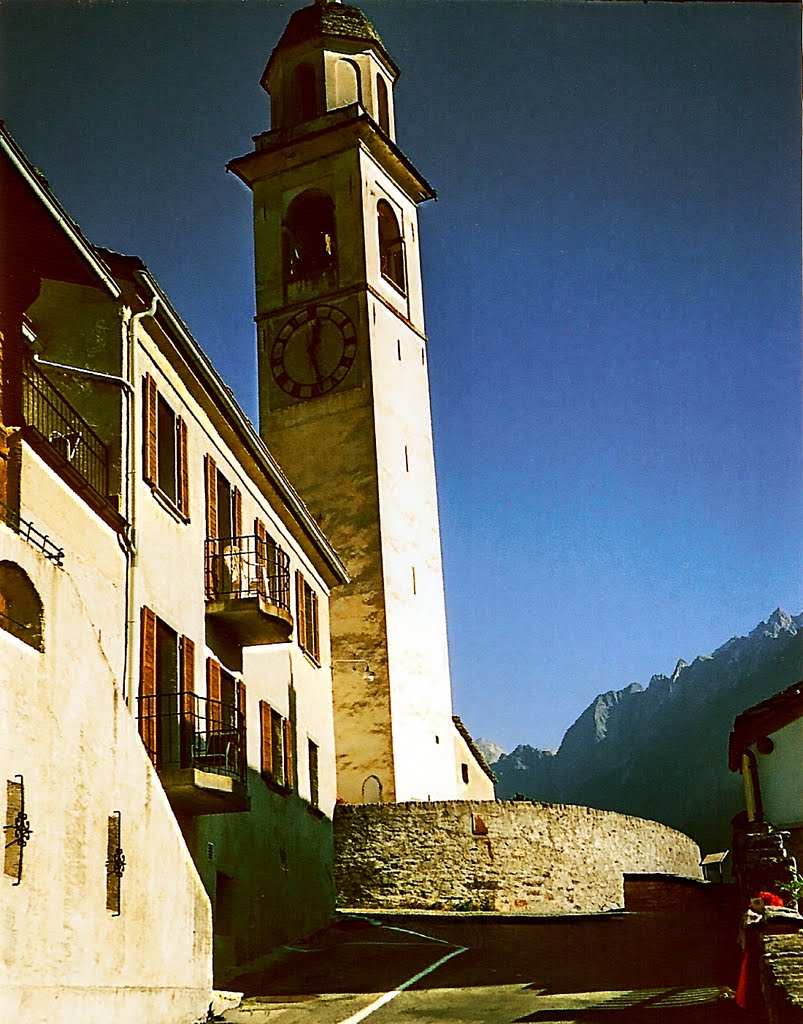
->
335, 944, 468, 1024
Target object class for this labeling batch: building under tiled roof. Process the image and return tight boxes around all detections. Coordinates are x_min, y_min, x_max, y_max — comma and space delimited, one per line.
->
728, 679, 803, 772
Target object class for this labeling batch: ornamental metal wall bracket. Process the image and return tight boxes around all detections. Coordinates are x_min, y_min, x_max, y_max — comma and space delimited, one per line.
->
106, 810, 125, 916
4, 774, 32, 886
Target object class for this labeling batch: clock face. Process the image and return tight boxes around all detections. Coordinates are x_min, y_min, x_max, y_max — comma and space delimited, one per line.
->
270, 305, 357, 399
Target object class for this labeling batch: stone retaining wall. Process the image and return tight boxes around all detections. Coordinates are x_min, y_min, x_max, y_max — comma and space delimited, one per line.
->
334, 800, 703, 914
762, 933, 803, 1023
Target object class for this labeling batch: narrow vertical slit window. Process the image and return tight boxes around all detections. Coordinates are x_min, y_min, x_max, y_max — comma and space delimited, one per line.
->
412, 566, 417, 594
106, 812, 125, 916
308, 740, 320, 808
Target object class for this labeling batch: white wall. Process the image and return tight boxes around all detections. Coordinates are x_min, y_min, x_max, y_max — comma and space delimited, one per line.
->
758, 717, 803, 828
0, 474, 213, 1024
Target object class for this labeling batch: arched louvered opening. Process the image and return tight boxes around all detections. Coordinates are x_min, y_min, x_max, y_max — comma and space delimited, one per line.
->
377, 199, 405, 293
376, 73, 390, 134
283, 189, 337, 282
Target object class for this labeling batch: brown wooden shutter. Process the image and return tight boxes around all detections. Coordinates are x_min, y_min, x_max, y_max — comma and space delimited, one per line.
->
280, 550, 290, 609
207, 657, 222, 731
143, 374, 158, 485
310, 589, 320, 662
296, 570, 306, 651
3, 778, 23, 880
254, 517, 267, 597
260, 700, 272, 775
233, 485, 242, 540
139, 606, 157, 765
177, 416, 189, 515
204, 455, 217, 597
238, 680, 247, 778
106, 814, 121, 913
254, 517, 267, 562
283, 717, 294, 790
180, 636, 195, 768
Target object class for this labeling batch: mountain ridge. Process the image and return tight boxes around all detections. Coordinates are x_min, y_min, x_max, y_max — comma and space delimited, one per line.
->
491, 609, 803, 852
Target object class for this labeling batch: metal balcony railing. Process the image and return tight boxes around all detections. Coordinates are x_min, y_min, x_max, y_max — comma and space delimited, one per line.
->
205, 534, 291, 610
21, 354, 110, 502
138, 691, 246, 783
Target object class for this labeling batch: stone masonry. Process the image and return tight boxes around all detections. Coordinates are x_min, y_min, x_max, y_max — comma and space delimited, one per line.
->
334, 800, 703, 914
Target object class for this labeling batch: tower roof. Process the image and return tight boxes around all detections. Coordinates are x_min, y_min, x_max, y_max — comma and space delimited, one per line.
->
266, 1, 399, 78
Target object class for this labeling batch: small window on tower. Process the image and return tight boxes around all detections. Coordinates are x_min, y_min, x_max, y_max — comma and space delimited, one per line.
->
293, 63, 318, 123
376, 74, 390, 134
377, 200, 406, 294
284, 189, 337, 283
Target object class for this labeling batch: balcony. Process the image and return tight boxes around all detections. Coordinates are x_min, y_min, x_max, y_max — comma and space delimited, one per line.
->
139, 691, 249, 815
205, 534, 294, 649
21, 353, 113, 512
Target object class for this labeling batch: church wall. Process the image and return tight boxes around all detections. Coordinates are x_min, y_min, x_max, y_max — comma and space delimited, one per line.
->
361, 151, 457, 801
334, 801, 703, 914
453, 724, 497, 801
369, 298, 456, 800
253, 386, 397, 805
0, 469, 213, 1024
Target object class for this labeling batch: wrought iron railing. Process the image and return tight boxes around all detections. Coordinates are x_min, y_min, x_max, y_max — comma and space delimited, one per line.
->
205, 534, 291, 610
138, 691, 246, 784
21, 354, 110, 502
0, 501, 65, 567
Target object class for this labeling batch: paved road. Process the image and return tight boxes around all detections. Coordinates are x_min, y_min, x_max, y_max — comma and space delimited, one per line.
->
221, 910, 752, 1023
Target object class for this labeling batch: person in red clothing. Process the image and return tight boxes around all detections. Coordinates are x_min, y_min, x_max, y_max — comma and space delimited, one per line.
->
735, 891, 786, 1013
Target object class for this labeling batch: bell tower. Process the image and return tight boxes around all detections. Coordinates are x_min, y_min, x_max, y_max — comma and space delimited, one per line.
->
229, 0, 463, 803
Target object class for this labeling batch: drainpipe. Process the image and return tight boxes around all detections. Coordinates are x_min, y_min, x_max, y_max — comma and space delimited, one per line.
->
32, 284, 158, 706
122, 279, 159, 704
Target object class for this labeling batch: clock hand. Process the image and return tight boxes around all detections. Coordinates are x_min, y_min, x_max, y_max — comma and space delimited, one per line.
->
307, 319, 323, 380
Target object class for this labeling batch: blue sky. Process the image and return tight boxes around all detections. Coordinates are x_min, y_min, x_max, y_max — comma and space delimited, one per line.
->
2, 1, 800, 750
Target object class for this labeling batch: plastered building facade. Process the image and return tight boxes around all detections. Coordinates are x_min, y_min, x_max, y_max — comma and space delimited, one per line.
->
229, 0, 495, 805
0, 119, 348, 1016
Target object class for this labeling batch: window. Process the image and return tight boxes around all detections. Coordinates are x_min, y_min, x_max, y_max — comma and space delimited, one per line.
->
461, 763, 470, 784
254, 517, 291, 609
308, 740, 319, 808
260, 699, 293, 790
143, 374, 189, 515
307, 741, 319, 811
283, 189, 337, 283
376, 73, 390, 133
138, 607, 194, 768
293, 62, 318, 123
204, 455, 243, 598
377, 200, 406, 293
296, 570, 320, 663
0, 562, 43, 651
206, 658, 246, 779
215, 872, 235, 936
106, 813, 124, 916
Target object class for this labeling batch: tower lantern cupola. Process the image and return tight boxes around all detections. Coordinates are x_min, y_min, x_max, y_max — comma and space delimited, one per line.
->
261, 0, 399, 139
